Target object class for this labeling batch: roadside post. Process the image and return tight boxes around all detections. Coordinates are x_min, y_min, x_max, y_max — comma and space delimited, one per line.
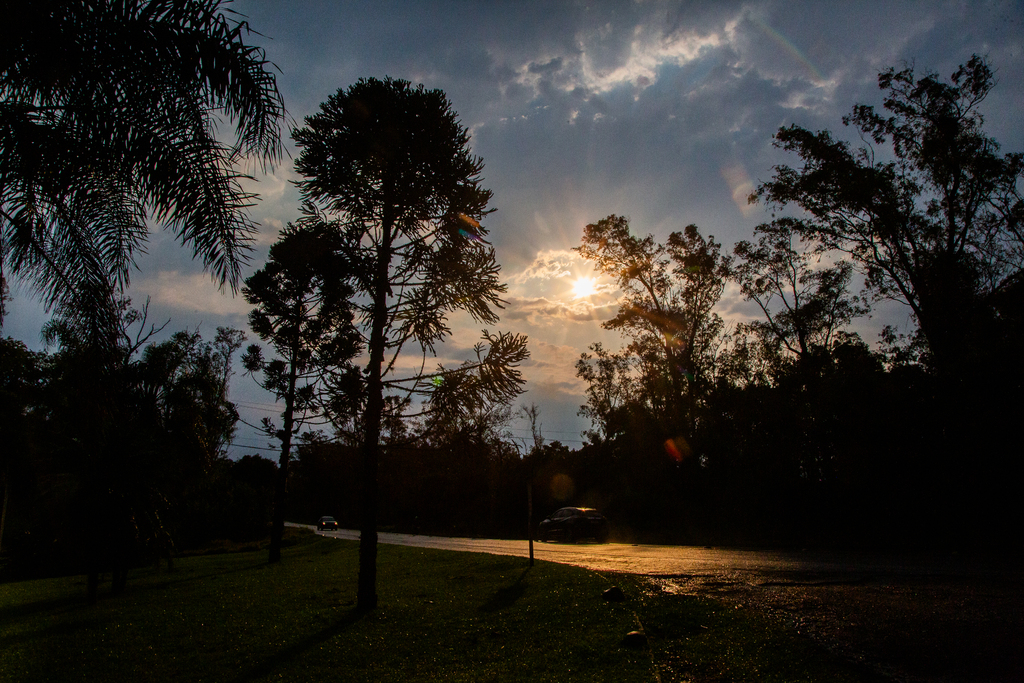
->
528, 483, 534, 566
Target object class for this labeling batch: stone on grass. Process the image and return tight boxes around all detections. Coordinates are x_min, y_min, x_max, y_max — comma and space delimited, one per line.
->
622, 630, 647, 648
602, 586, 625, 602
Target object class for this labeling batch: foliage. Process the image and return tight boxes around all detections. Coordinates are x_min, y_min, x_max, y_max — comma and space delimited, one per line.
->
575, 216, 732, 441
241, 220, 360, 563
575, 342, 636, 444
733, 218, 868, 373
0, 0, 284, 333
174, 454, 277, 548
293, 78, 528, 429
752, 55, 1023, 377
749, 55, 1023, 544
292, 77, 528, 608
0, 337, 47, 556
140, 326, 245, 472
4, 306, 247, 595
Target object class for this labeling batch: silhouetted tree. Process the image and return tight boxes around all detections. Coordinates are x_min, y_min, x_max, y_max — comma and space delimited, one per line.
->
0, 0, 284, 334
38, 307, 243, 600
575, 342, 636, 445
293, 77, 528, 609
241, 221, 360, 564
576, 216, 732, 443
141, 326, 245, 473
752, 56, 1024, 544
733, 218, 868, 374
752, 55, 1022, 379
0, 337, 45, 556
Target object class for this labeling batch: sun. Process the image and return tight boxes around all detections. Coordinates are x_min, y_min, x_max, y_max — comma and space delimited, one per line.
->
571, 276, 597, 299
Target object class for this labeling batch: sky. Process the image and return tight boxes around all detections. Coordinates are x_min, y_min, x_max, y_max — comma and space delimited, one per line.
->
4, 0, 1023, 457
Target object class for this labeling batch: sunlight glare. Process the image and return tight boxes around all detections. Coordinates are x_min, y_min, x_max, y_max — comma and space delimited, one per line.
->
572, 276, 597, 299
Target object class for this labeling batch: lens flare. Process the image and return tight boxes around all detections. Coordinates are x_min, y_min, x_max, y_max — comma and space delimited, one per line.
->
664, 436, 692, 463
456, 213, 490, 244
550, 473, 576, 501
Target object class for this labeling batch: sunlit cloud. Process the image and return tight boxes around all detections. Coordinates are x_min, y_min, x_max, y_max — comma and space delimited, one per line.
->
513, 21, 730, 100
720, 164, 758, 218
504, 295, 618, 327
509, 249, 578, 285
506, 249, 619, 324
522, 339, 588, 394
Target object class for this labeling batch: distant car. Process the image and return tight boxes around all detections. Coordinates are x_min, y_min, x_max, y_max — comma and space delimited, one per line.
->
538, 507, 609, 543
317, 516, 339, 531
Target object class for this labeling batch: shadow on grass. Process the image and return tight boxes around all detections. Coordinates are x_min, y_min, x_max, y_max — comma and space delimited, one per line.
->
133, 558, 272, 591
0, 590, 106, 652
0, 613, 107, 652
0, 560, 274, 650
479, 567, 532, 613
229, 607, 368, 683
0, 592, 84, 625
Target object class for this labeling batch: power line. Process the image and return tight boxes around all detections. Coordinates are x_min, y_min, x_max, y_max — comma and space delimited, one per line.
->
228, 443, 279, 452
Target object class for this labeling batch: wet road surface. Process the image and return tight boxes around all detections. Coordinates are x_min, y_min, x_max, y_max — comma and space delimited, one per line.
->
300, 526, 1023, 682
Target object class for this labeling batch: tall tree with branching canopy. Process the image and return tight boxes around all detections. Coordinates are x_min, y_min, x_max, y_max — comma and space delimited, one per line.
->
752, 55, 1023, 379
293, 77, 529, 609
732, 218, 868, 372
241, 220, 361, 565
576, 216, 732, 444
0, 0, 284, 339
752, 57, 1024, 540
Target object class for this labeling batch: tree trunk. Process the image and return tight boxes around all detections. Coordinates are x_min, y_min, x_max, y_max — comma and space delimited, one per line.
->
0, 460, 8, 555
357, 221, 393, 610
269, 343, 300, 564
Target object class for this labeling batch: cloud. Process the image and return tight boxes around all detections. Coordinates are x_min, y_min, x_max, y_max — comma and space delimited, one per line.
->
720, 163, 758, 218
521, 339, 588, 395
504, 295, 619, 327
504, 3, 739, 105
502, 248, 623, 327
717, 280, 761, 323
134, 271, 252, 318
509, 249, 580, 284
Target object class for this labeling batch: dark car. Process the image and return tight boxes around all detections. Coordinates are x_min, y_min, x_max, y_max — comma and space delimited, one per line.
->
317, 516, 339, 531
538, 507, 609, 543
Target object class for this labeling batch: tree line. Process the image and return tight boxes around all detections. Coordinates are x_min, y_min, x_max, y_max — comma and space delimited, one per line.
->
0, 315, 279, 598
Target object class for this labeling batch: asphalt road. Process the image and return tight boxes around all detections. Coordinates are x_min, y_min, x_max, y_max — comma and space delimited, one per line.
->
299, 524, 1005, 580
296, 525, 1024, 682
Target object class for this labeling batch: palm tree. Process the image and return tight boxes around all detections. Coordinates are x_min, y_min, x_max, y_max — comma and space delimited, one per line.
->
0, 0, 284, 338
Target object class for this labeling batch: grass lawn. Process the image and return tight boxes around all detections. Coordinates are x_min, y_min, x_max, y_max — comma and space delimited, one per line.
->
1, 531, 886, 682
1, 530, 651, 682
